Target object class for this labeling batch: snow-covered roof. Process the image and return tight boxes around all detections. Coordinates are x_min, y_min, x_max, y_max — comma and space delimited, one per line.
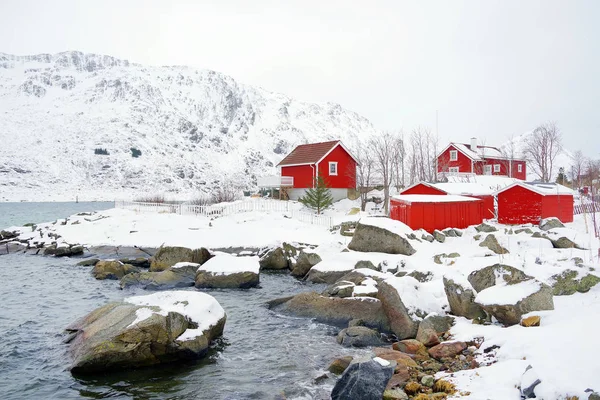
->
432, 182, 494, 195
494, 182, 575, 196
392, 194, 482, 203
440, 142, 525, 161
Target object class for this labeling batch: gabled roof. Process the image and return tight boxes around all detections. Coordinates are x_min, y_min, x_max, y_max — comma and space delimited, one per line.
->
399, 181, 447, 195
392, 194, 482, 203
494, 181, 575, 196
438, 142, 525, 161
277, 140, 359, 167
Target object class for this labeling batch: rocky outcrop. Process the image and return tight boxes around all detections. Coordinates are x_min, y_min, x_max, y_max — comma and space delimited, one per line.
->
258, 247, 289, 270
268, 292, 390, 332
336, 326, 384, 347
475, 223, 497, 233
44, 244, 84, 257
550, 237, 580, 249
307, 266, 354, 284
348, 222, 416, 255
195, 255, 260, 289
478, 234, 508, 254
290, 250, 322, 277
539, 217, 565, 231
468, 264, 531, 293
331, 356, 395, 400
550, 270, 600, 295
65, 291, 226, 374
120, 262, 199, 290
150, 246, 211, 272
443, 277, 487, 321
378, 280, 419, 340
92, 260, 140, 280
323, 281, 356, 298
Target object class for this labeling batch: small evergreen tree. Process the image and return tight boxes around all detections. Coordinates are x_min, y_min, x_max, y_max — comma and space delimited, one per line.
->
556, 167, 569, 186
299, 174, 334, 214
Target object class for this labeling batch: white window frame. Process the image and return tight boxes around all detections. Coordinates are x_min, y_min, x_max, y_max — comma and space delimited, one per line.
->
493, 164, 500, 173
329, 162, 338, 176
449, 150, 458, 161
518, 164, 522, 173
449, 167, 459, 174
484, 165, 492, 175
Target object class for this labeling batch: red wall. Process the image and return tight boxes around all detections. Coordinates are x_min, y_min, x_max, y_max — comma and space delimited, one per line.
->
468, 194, 495, 219
400, 183, 447, 195
477, 158, 527, 180
498, 185, 543, 224
542, 195, 574, 223
316, 145, 357, 189
281, 165, 315, 189
437, 145, 472, 174
390, 198, 483, 233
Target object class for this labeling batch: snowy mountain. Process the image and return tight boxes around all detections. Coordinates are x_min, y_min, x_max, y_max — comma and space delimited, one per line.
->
0, 51, 378, 201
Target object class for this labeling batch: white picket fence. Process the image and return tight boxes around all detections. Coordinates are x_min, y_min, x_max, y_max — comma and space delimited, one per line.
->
115, 199, 333, 228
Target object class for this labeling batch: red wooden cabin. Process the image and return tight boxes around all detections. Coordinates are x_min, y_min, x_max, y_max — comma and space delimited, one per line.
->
390, 194, 484, 233
495, 182, 574, 224
400, 182, 495, 219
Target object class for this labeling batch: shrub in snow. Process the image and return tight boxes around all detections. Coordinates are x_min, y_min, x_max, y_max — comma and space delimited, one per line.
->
93, 147, 109, 155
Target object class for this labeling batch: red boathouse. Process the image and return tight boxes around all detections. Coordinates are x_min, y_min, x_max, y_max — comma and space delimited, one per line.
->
390, 194, 484, 233
495, 182, 574, 224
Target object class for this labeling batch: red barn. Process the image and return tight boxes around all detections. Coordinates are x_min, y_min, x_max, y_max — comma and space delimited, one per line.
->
436, 138, 527, 180
390, 194, 484, 233
495, 182, 574, 224
269, 140, 358, 201
400, 181, 496, 219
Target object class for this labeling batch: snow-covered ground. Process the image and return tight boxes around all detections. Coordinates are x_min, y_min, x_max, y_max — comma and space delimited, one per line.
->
3, 198, 600, 399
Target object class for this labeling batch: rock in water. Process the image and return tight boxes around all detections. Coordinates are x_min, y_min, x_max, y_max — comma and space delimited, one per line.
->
331, 357, 395, 400
120, 262, 199, 290
258, 246, 289, 270
65, 291, 226, 374
195, 255, 260, 289
150, 246, 211, 272
539, 217, 565, 231
336, 326, 384, 347
348, 219, 416, 255
290, 250, 322, 277
92, 260, 140, 280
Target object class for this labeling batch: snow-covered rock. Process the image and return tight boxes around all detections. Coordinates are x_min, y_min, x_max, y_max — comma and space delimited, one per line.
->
195, 254, 260, 288
348, 218, 416, 255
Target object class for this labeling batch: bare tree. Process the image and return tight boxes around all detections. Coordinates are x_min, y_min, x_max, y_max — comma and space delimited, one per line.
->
369, 132, 397, 215
500, 135, 517, 178
354, 144, 375, 211
392, 132, 406, 190
522, 122, 563, 182
406, 127, 438, 183
570, 150, 587, 189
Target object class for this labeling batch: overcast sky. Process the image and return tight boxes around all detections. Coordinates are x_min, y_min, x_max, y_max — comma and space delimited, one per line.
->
1, 0, 599, 157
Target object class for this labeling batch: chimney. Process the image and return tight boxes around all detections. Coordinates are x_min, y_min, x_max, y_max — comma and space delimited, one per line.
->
470, 137, 478, 152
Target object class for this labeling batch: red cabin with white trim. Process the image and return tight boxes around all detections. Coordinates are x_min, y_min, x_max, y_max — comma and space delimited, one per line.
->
495, 182, 574, 224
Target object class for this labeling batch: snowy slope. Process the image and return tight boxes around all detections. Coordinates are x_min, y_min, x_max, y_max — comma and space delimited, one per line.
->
0, 51, 378, 201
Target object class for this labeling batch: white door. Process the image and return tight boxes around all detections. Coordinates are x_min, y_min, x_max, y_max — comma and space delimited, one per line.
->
484, 165, 492, 175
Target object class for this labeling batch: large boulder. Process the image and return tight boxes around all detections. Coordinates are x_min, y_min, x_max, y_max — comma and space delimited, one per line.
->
65, 291, 226, 374
307, 265, 354, 284
550, 237, 580, 249
377, 280, 420, 340
468, 264, 531, 293
323, 281, 356, 298
443, 277, 487, 321
92, 260, 140, 280
336, 326, 385, 347
415, 315, 454, 347
258, 246, 289, 270
150, 246, 211, 272
348, 218, 416, 255
44, 244, 85, 257
428, 341, 467, 360
195, 255, 260, 289
479, 234, 509, 254
432, 230, 446, 243
331, 356, 395, 400
0, 229, 19, 240
269, 292, 390, 331
550, 270, 600, 295
475, 223, 497, 233
120, 262, 199, 290
475, 280, 554, 326
290, 250, 322, 277
539, 217, 565, 231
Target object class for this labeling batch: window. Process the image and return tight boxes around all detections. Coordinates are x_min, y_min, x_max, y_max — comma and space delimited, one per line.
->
493, 164, 500, 173
518, 164, 523, 173
450, 150, 458, 161
449, 167, 459, 174
484, 165, 492, 175
329, 162, 338, 176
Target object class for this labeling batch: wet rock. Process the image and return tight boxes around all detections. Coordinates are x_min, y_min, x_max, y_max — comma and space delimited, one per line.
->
348, 221, 416, 255
378, 280, 419, 340
258, 246, 289, 270
475, 223, 497, 233
416, 315, 454, 347
331, 357, 395, 400
539, 217, 565, 231
468, 264, 531, 293
328, 356, 353, 375
478, 234, 508, 254
0, 242, 26, 255
65, 291, 226, 374
44, 244, 84, 257
432, 230, 446, 243
92, 260, 140, 280
269, 292, 390, 331
427, 341, 467, 360
150, 246, 211, 272
337, 326, 384, 347
120, 262, 199, 290
290, 250, 322, 277
443, 277, 487, 321
76, 258, 99, 267
119, 257, 151, 268
195, 256, 260, 289
323, 281, 356, 298
307, 266, 353, 284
